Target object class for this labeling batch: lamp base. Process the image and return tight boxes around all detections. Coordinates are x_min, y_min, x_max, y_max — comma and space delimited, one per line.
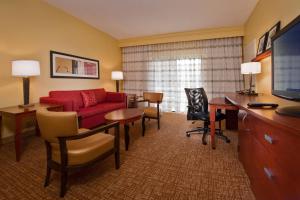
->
236, 90, 258, 96
18, 103, 34, 108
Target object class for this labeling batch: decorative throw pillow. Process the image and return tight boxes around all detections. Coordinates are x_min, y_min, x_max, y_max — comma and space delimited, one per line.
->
81, 91, 97, 108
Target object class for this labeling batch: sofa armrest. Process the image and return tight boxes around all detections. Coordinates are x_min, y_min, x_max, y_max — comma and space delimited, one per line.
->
40, 97, 74, 111
106, 92, 127, 103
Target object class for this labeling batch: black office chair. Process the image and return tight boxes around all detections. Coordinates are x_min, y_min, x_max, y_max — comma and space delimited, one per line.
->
185, 88, 230, 145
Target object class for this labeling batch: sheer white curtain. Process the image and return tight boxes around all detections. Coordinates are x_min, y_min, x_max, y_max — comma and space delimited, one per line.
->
122, 37, 243, 112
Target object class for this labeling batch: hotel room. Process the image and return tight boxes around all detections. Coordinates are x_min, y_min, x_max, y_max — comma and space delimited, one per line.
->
0, 0, 300, 199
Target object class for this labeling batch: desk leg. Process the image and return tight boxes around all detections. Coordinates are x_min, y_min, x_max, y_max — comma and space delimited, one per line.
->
124, 124, 130, 151
15, 116, 22, 161
210, 105, 216, 149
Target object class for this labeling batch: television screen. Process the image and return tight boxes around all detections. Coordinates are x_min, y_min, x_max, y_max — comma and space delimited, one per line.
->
272, 15, 300, 100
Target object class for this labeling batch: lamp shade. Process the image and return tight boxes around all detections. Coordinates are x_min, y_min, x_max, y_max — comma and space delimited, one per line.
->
111, 71, 123, 80
241, 62, 261, 75
12, 60, 40, 77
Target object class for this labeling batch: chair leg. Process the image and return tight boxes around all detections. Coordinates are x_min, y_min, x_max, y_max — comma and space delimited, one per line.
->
202, 122, 209, 145
60, 169, 68, 197
216, 131, 231, 143
202, 133, 208, 145
44, 165, 51, 187
157, 118, 160, 130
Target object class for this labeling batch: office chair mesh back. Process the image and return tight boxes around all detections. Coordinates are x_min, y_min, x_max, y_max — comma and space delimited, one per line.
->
185, 88, 209, 120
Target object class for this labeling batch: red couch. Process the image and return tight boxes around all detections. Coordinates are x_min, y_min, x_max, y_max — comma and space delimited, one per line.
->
40, 88, 127, 129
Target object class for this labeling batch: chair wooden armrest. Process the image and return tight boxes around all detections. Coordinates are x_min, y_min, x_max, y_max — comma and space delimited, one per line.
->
58, 121, 120, 141
137, 99, 148, 103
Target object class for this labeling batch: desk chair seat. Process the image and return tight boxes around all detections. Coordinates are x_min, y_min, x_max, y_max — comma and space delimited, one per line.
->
144, 107, 159, 118
189, 111, 225, 122
185, 88, 230, 145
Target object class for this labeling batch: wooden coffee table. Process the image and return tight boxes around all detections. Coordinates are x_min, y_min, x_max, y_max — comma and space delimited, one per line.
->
104, 108, 145, 150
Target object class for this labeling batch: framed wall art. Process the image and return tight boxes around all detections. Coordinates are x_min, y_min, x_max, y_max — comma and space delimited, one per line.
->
256, 33, 268, 56
265, 21, 281, 50
50, 51, 99, 79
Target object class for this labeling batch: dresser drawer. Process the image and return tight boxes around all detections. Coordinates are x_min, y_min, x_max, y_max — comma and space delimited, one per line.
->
238, 110, 255, 177
251, 137, 300, 200
252, 118, 300, 182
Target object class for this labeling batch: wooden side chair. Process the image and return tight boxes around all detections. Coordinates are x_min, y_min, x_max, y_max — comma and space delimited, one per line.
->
36, 109, 120, 197
141, 92, 163, 130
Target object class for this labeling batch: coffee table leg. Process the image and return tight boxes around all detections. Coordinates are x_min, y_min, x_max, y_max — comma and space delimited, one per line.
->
142, 117, 145, 137
124, 124, 130, 151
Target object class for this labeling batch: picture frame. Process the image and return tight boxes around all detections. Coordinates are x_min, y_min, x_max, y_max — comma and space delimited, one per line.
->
50, 50, 100, 79
265, 21, 281, 50
257, 32, 268, 56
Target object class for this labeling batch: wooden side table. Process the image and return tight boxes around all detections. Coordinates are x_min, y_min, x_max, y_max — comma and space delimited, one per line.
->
127, 94, 138, 108
0, 103, 63, 161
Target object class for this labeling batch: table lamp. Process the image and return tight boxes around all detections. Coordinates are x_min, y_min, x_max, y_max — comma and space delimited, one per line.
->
12, 60, 40, 107
111, 71, 123, 92
241, 62, 261, 95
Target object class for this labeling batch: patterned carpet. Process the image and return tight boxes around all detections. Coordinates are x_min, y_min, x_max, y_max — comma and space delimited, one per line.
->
0, 112, 255, 200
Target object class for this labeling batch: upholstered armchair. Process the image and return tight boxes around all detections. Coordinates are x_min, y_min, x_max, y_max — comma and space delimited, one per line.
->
36, 109, 120, 197
141, 92, 163, 131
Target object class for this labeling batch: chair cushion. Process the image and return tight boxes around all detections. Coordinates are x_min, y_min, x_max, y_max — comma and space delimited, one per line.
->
144, 107, 158, 118
78, 102, 125, 118
189, 111, 225, 121
81, 91, 97, 108
51, 132, 114, 165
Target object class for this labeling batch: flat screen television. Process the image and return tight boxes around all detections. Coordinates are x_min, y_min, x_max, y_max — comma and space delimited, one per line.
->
272, 15, 300, 100
272, 15, 300, 117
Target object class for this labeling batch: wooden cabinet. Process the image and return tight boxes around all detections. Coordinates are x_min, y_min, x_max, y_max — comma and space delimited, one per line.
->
227, 93, 300, 200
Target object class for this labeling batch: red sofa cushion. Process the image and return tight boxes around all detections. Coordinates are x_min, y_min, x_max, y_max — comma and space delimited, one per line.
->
81, 91, 97, 108
106, 92, 126, 102
78, 102, 125, 118
49, 90, 83, 111
93, 88, 106, 103
40, 97, 73, 111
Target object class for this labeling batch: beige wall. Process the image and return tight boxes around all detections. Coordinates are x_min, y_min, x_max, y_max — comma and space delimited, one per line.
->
119, 26, 244, 47
244, 0, 300, 94
0, 0, 121, 138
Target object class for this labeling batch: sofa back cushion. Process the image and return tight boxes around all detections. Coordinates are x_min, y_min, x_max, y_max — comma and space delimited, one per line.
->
81, 91, 97, 108
92, 88, 106, 103
49, 90, 83, 111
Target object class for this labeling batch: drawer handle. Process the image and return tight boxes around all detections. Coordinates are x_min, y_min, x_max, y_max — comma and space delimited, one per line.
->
263, 167, 273, 180
264, 134, 273, 144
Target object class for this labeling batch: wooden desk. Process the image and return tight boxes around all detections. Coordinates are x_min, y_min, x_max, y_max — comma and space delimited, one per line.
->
209, 97, 239, 149
0, 103, 63, 161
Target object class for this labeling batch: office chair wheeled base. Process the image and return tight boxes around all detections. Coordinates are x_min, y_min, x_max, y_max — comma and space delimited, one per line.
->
186, 127, 230, 145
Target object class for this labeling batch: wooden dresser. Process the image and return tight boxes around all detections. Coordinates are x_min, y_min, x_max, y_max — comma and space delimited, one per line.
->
225, 93, 300, 200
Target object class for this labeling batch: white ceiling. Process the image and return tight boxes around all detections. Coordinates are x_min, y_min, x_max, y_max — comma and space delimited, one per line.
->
44, 0, 258, 39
